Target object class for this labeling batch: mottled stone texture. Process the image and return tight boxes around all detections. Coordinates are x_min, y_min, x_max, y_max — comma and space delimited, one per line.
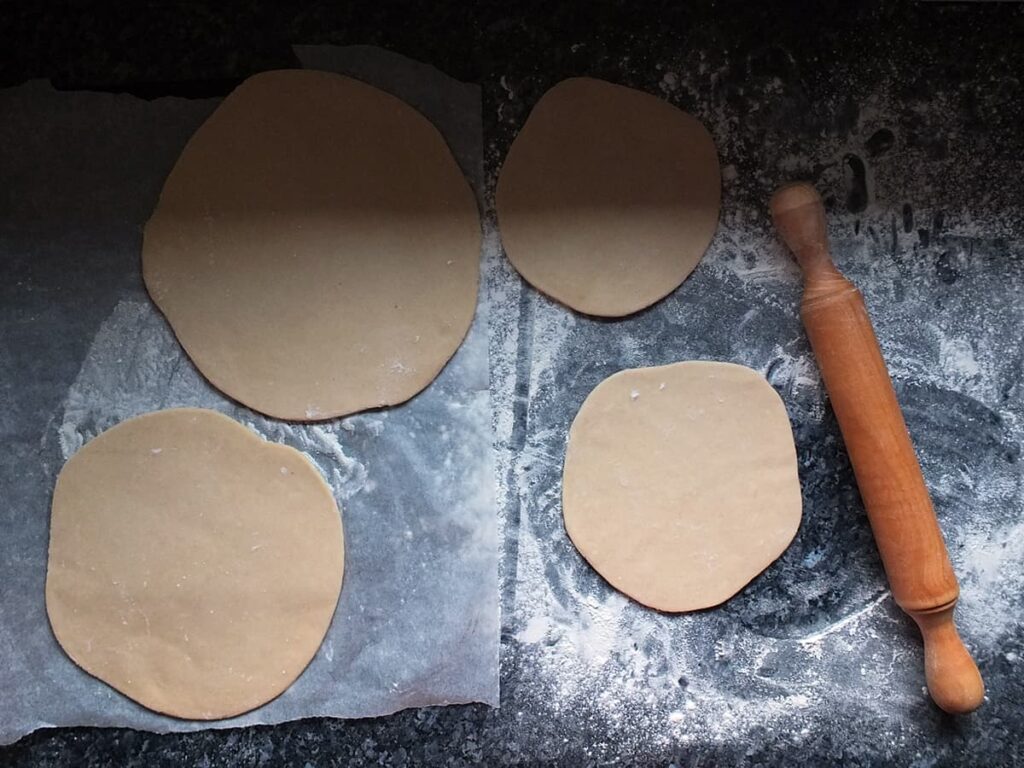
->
2, 2, 1022, 765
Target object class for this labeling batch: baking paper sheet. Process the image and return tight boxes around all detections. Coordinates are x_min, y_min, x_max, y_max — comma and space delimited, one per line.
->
0, 44, 498, 745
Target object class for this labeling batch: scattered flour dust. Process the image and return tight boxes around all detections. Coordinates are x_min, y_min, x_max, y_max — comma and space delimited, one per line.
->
499, 303, 855, 747
503, 266, 1021, 749
472, 46, 1024, 758
958, 513, 1024, 646
494, 107, 1023, 747
511, 493, 833, 747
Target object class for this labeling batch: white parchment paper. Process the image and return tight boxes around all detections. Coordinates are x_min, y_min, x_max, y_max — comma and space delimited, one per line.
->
0, 44, 498, 745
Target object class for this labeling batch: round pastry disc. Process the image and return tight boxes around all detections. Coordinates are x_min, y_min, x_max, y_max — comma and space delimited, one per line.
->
46, 408, 345, 719
563, 361, 802, 612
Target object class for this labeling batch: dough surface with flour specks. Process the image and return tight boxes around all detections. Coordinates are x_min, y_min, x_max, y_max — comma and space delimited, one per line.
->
46, 408, 344, 719
143, 69, 481, 420
496, 77, 720, 317
562, 362, 802, 612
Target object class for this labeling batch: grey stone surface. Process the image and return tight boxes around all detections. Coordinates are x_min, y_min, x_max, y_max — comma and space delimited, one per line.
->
2, 2, 1023, 765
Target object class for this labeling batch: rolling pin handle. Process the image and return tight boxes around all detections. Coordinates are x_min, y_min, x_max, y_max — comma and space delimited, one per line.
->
770, 182, 835, 277
911, 604, 986, 714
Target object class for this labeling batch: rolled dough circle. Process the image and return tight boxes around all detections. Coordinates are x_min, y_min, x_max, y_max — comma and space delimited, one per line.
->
46, 408, 345, 719
562, 362, 802, 612
496, 77, 720, 317
143, 69, 481, 420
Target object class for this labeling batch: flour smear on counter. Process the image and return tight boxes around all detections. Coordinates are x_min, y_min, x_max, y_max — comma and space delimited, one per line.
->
491, 58, 1023, 752
502, 219, 1022, 746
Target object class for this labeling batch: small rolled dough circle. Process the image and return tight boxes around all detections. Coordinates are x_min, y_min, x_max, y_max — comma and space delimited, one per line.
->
46, 408, 344, 719
143, 70, 481, 420
496, 77, 720, 317
562, 362, 802, 612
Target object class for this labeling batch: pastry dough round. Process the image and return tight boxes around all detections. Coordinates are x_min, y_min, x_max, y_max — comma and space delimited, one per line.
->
46, 408, 344, 719
496, 77, 720, 317
562, 362, 801, 612
143, 70, 481, 420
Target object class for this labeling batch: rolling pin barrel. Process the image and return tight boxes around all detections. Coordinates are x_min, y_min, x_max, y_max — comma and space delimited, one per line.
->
770, 182, 984, 714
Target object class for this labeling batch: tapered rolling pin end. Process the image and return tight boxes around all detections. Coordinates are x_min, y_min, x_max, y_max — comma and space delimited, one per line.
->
912, 605, 985, 714
769, 182, 832, 275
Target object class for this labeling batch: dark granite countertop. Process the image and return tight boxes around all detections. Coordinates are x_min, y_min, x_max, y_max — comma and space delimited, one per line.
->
2, 2, 1023, 765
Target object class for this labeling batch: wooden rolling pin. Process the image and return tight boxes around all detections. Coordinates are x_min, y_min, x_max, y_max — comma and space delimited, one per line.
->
770, 182, 984, 714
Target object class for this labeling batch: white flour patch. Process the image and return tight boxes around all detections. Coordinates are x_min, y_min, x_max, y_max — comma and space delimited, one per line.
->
796, 590, 892, 655
482, 223, 522, 456
958, 514, 1024, 645
934, 332, 985, 398
247, 420, 375, 501
58, 300, 223, 459
703, 218, 799, 291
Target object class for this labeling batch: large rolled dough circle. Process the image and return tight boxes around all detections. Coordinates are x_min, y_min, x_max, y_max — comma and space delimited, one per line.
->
562, 362, 802, 612
496, 77, 720, 317
143, 69, 481, 420
46, 408, 345, 719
